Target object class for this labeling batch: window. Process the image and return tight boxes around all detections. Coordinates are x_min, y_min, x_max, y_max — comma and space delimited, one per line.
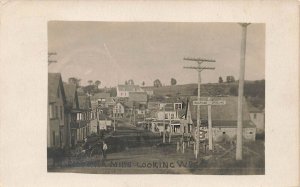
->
254, 113, 257, 119
174, 103, 182, 110
52, 131, 56, 146
55, 106, 58, 119
165, 114, 168, 119
57, 88, 60, 98
60, 106, 63, 119
49, 104, 54, 119
249, 132, 253, 134
60, 131, 63, 147
171, 114, 174, 119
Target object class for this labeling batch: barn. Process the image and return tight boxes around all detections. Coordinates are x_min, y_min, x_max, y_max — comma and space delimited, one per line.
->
185, 96, 256, 142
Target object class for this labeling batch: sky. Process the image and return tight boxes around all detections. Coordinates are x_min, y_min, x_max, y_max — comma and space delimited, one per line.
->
48, 21, 265, 87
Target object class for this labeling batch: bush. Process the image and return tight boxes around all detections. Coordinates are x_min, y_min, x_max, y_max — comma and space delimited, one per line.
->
47, 147, 65, 159
256, 133, 265, 140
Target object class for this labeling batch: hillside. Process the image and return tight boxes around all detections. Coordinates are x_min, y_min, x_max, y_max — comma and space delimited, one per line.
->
143, 82, 237, 97
143, 80, 265, 108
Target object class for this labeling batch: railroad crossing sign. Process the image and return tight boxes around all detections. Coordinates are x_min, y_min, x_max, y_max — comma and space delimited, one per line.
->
193, 97, 226, 151
193, 100, 226, 105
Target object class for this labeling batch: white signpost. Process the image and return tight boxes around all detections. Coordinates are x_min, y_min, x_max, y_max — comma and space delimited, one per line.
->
193, 97, 226, 151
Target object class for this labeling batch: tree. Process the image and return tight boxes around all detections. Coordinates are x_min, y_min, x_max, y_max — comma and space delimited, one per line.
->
218, 76, 223, 83
142, 81, 145, 86
82, 85, 96, 95
154, 79, 162, 87
229, 86, 238, 96
68, 77, 81, 88
171, 78, 177, 86
88, 80, 93, 85
110, 87, 117, 97
95, 80, 101, 89
128, 79, 134, 85
226, 76, 235, 83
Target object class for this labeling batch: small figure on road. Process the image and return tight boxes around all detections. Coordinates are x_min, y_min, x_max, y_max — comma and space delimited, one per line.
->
102, 141, 108, 159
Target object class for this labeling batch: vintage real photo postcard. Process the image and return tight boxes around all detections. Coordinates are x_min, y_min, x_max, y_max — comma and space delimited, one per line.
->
47, 21, 265, 175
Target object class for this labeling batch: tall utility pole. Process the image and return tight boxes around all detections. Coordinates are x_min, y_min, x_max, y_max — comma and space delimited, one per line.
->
133, 105, 136, 126
163, 104, 166, 143
183, 57, 215, 159
207, 97, 212, 150
169, 117, 172, 143
113, 111, 116, 132
48, 52, 57, 65
236, 23, 250, 160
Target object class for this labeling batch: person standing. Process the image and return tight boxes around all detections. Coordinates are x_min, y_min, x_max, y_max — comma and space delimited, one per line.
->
102, 141, 108, 159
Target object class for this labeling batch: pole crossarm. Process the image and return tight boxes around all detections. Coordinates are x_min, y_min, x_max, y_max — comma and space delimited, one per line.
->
238, 23, 251, 27
183, 66, 215, 70
183, 56, 216, 160
183, 57, 216, 62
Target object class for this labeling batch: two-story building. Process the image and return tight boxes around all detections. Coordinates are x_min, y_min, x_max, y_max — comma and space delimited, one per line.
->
247, 102, 265, 134
76, 95, 92, 142
116, 84, 144, 98
152, 101, 185, 134
48, 73, 67, 148
91, 92, 111, 107
112, 102, 125, 118
64, 83, 79, 147
129, 92, 148, 105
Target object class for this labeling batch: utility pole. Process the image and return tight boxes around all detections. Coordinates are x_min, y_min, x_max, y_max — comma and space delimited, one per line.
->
207, 97, 212, 150
236, 23, 250, 160
133, 106, 136, 126
183, 57, 215, 159
163, 104, 166, 143
169, 117, 172, 143
48, 52, 57, 65
129, 108, 132, 124
113, 105, 116, 132
113, 113, 116, 131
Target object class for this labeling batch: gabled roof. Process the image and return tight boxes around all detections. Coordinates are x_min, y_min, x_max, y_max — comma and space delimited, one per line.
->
106, 97, 117, 104
212, 120, 256, 128
117, 85, 143, 92
92, 92, 110, 101
160, 103, 174, 111
78, 95, 91, 110
148, 102, 160, 110
48, 73, 66, 104
187, 96, 250, 121
63, 83, 79, 109
123, 101, 133, 108
129, 92, 147, 102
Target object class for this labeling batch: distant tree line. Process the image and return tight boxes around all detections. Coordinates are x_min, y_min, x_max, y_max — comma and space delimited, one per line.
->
68, 77, 110, 96
218, 76, 236, 83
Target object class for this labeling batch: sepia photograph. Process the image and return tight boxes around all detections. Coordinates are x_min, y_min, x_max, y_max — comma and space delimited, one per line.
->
1, 1, 299, 186
47, 21, 265, 175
